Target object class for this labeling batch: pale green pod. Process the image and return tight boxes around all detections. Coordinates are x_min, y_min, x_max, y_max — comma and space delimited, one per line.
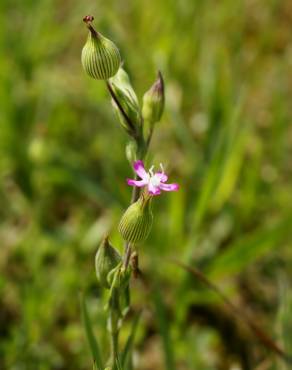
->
118, 196, 153, 243
81, 28, 121, 80
109, 68, 142, 134
95, 237, 121, 289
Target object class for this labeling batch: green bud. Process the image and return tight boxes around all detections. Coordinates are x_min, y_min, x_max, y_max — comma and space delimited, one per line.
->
118, 195, 153, 243
82, 16, 121, 80
95, 236, 121, 289
142, 71, 165, 125
109, 68, 141, 135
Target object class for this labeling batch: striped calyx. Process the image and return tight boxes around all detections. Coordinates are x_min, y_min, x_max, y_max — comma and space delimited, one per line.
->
95, 236, 121, 289
81, 16, 121, 80
118, 195, 153, 244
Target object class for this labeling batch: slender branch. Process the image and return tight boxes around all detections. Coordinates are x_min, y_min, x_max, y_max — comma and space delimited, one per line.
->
172, 259, 292, 364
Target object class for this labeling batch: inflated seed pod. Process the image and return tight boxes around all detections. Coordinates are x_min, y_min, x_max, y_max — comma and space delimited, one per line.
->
95, 236, 121, 289
81, 15, 121, 80
118, 195, 153, 243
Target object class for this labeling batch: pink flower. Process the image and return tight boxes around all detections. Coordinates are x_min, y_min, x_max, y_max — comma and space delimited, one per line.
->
127, 160, 179, 196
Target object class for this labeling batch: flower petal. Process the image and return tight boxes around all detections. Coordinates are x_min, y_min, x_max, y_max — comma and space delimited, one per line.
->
159, 183, 179, 192
155, 172, 168, 182
148, 182, 161, 195
127, 179, 147, 187
133, 160, 148, 180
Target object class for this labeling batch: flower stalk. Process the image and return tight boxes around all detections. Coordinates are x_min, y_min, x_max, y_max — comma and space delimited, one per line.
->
81, 16, 178, 368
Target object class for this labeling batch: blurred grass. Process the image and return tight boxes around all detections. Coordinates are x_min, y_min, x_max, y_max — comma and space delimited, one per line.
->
0, 0, 292, 369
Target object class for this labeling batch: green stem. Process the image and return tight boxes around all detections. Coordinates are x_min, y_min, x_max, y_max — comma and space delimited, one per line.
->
108, 289, 120, 365
123, 138, 149, 269
102, 70, 158, 369
110, 328, 119, 365
146, 124, 154, 151
123, 244, 132, 269
105, 79, 155, 269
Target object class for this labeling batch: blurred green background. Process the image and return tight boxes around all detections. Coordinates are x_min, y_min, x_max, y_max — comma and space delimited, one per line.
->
1, 0, 292, 369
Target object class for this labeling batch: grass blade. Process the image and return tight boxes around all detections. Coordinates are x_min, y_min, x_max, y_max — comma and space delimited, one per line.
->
114, 356, 124, 370
173, 259, 292, 364
80, 294, 103, 370
121, 311, 141, 368
153, 285, 176, 370
207, 213, 292, 279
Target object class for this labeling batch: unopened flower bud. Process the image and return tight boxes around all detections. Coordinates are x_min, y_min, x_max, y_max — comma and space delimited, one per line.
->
81, 16, 121, 80
109, 68, 141, 135
142, 71, 165, 125
118, 195, 153, 243
95, 236, 121, 289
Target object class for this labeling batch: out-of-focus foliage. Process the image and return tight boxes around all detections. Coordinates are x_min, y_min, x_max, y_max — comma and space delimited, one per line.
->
0, 0, 292, 369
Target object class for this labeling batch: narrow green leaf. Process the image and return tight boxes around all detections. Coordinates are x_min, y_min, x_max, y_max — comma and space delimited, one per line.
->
208, 213, 292, 279
276, 279, 292, 369
153, 286, 176, 370
212, 126, 248, 211
173, 260, 291, 363
114, 356, 124, 370
121, 312, 141, 368
80, 294, 103, 370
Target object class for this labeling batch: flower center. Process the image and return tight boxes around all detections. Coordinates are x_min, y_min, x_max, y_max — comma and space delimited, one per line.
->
146, 163, 165, 188
149, 174, 161, 187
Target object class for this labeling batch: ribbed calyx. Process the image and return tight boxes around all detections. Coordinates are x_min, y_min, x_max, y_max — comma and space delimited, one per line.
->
118, 195, 153, 243
81, 15, 121, 80
95, 236, 121, 289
